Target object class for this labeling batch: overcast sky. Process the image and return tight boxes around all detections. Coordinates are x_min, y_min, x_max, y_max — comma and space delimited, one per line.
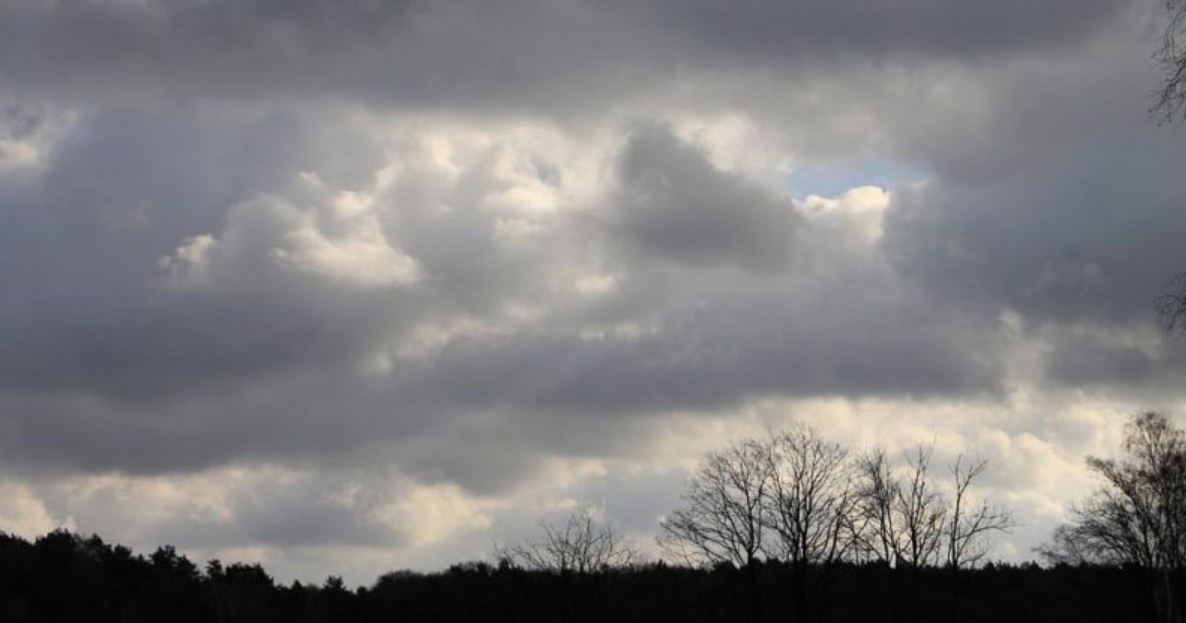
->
1, 0, 1185, 585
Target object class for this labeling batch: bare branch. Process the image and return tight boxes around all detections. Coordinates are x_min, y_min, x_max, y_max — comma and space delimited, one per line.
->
1042, 412, 1186, 572
946, 454, 1013, 569
1154, 0, 1186, 122
1156, 274, 1186, 335
658, 438, 774, 568
496, 507, 638, 574
853, 448, 904, 565
762, 425, 856, 566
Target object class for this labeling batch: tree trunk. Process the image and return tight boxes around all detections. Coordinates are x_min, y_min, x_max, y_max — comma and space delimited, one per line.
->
747, 562, 764, 623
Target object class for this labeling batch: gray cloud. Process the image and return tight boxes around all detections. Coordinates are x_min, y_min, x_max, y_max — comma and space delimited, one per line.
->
0, 107, 392, 399
611, 123, 800, 272
601, 0, 1132, 64
0, 0, 1139, 112
0, 119, 1003, 484
882, 112, 1186, 329
1044, 333, 1156, 388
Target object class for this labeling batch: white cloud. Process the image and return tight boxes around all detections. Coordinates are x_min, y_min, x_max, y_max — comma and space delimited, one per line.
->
0, 481, 69, 539
163, 182, 420, 291
803, 185, 891, 242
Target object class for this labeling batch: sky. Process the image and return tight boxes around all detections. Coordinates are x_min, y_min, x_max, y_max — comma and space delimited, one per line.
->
1, 0, 1185, 586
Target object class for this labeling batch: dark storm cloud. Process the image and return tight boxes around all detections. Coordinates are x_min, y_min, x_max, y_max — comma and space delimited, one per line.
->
0, 0, 1137, 110
611, 123, 800, 272
0, 0, 621, 108
602, 0, 1131, 63
863, 24, 1186, 400
0, 372, 421, 475
390, 287, 1000, 420
1044, 333, 1156, 388
882, 122, 1186, 328
0, 107, 395, 399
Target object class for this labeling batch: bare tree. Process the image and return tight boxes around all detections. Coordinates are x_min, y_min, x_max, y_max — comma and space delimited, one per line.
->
857, 444, 1011, 571
1042, 412, 1186, 623
853, 448, 905, 566
763, 425, 856, 567
658, 438, 773, 568
896, 445, 947, 570
946, 454, 1013, 570
495, 507, 638, 574
1044, 413, 1186, 568
763, 425, 856, 622
945, 454, 1013, 623
1043, 490, 1159, 568
853, 445, 947, 622
658, 437, 775, 622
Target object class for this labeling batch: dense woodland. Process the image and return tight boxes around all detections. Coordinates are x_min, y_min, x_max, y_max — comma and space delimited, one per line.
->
0, 530, 1167, 623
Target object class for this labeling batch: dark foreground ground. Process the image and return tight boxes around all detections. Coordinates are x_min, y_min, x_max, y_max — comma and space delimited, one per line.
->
0, 531, 1161, 622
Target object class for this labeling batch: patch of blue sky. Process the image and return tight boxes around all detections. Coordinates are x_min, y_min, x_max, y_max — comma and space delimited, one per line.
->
787, 156, 929, 201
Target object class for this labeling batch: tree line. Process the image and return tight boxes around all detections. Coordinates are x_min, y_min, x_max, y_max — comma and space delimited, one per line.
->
498, 424, 1013, 622
0, 526, 1156, 622
7, 414, 1186, 621
494, 413, 1186, 623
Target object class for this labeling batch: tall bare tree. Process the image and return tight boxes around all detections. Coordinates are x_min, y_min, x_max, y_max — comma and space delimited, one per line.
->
659, 437, 774, 623
896, 445, 947, 570
945, 454, 1013, 623
856, 444, 1012, 622
763, 425, 856, 568
946, 454, 1013, 570
1042, 412, 1186, 623
1045, 413, 1186, 568
854, 448, 905, 566
658, 438, 773, 568
763, 425, 856, 622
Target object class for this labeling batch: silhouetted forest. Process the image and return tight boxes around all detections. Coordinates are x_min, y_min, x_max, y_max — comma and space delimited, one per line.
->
0, 529, 1169, 623
11, 412, 1186, 622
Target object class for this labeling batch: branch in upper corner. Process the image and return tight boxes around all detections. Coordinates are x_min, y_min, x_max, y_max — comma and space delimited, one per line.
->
1153, 0, 1186, 122
1155, 273, 1186, 335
